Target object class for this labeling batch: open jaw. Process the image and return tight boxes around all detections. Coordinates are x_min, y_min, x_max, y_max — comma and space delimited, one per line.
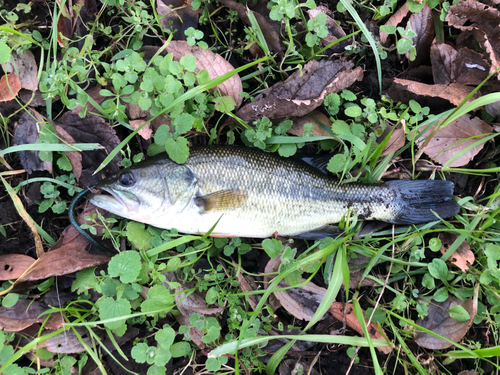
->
89, 187, 140, 214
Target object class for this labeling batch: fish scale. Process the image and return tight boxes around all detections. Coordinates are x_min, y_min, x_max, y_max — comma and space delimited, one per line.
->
90, 146, 460, 239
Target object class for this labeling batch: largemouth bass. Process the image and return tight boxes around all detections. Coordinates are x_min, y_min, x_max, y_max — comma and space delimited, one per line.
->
90, 146, 460, 238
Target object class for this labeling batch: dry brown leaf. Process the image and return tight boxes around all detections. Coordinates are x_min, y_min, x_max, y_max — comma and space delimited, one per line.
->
130, 119, 152, 140
379, 124, 406, 156
2, 50, 38, 91
329, 302, 392, 354
417, 114, 493, 167
390, 78, 479, 106
234, 263, 259, 310
407, 4, 434, 66
14, 109, 52, 174
166, 40, 243, 109
17, 247, 110, 282
0, 73, 22, 102
0, 254, 36, 280
274, 280, 327, 322
218, 0, 282, 57
438, 233, 475, 271
40, 328, 92, 353
237, 59, 363, 122
0, 299, 62, 332
446, 0, 500, 77
288, 110, 333, 137
380, 3, 409, 45
431, 41, 490, 85
57, 2, 73, 47
415, 293, 477, 349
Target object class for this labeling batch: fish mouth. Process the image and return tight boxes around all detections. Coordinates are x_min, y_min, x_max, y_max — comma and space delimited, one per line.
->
89, 187, 140, 214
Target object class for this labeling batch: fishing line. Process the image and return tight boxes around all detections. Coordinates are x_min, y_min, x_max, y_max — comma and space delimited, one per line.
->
69, 186, 113, 255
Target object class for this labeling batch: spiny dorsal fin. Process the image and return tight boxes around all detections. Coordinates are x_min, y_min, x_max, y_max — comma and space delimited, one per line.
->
194, 190, 248, 213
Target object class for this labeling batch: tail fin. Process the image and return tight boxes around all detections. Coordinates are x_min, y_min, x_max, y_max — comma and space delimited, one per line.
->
386, 180, 460, 224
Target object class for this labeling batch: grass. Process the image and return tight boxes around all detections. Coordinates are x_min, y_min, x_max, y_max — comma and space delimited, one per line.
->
0, 0, 500, 374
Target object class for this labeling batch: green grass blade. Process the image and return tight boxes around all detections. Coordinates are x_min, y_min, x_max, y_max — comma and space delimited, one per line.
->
0, 143, 102, 157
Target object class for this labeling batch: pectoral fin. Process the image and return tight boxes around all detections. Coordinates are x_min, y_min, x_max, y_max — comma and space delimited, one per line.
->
194, 190, 248, 213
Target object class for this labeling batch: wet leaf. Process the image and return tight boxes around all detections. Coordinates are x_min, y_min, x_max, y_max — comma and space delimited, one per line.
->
13, 109, 53, 174
0, 254, 36, 280
417, 114, 493, 167
378, 124, 406, 156
0, 73, 22, 102
438, 233, 475, 271
329, 302, 392, 354
415, 294, 477, 349
165, 40, 243, 109
53, 125, 83, 181
237, 59, 363, 122
2, 50, 38, 91
56, 2, 73, 47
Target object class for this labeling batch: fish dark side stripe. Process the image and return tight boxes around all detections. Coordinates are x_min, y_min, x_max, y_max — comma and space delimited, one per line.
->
90, 146, 460, 238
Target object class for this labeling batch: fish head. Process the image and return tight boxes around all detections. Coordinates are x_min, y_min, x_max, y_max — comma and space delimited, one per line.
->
89, 158, 199, 223
90, 163, 170, 222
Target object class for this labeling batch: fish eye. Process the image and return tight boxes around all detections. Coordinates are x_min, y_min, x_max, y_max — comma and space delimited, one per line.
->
119, 172, 135, 187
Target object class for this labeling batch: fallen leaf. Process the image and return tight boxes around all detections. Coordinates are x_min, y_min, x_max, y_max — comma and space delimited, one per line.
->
378, 124, 406, 156
307, 6, 347, 53
388, 78, 480, 106
446, 0, 500, 77
17, 247, 110, 282
415, 294, 477, 349
274, 279, 327, 322
329, 302, 392, 354
165, 272, 224, 349
130, 119, 152, 140
55, 112, 121, 187
236, 59, 363, 122
234, 263, 259, 310
417, 114, 493, 167
2, 50, 38, 91
166, 40, 243, 109
431, 41, 490, 85
0, 73, 22, 102
0, 254, 36, 280
218, 0, 283, 57
380, 3, 409, 45
288, 110, 333, 137
13, 109, 52, 174
0, 299, 62, 332
57, 2, 73, 47
40, 328, 92, 353
438, 233, 475, 271
406, 4, 434, 66
54, 125, 83, 181
157, 0, 200, 41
